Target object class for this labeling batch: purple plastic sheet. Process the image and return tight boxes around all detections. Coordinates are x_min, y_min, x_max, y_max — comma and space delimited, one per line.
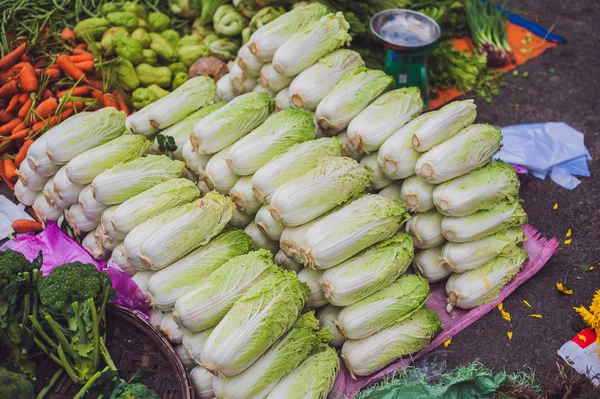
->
331, 224, 559, 398
0, 223, 149, 317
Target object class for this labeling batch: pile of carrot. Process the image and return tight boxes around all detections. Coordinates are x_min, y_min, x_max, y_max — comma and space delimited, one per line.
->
0, 28, 131, 191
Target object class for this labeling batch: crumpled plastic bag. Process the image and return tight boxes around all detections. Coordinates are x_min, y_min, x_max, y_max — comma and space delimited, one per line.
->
496, 122, 591, 190
0, 222, 149, 317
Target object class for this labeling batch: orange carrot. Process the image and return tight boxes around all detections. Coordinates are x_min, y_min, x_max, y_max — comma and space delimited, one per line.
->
31, 120, 48, 133
12, 219, 43, 233
34, 97, 58, 118
90, 90, 102, 99
0, 161, 14, 189
0, 110, 14, 122
76, 43, 87, 49
42, 68, 61, 79
17, 98, 31, 119
21, 55, 31, 63
18, 92, 28, 103
19, 62, 38, 92
8, 128, 30, 140
74, 60, 94, 72
57, 86, 89, 98
85, 79, 103, 91
14, 139, 33, 167
0, 80, 19, 97
60, 27, 76, 43
0, 43, 26, 70
56, 54, 85, 81
40, 89, 53, 100
3, 159, 17, 181
5, 94, 20, 113
69, 54, 94, 63
11, 121, 26, 134
33, 58, 46, 68
65, 101, 84, 110
58, 108, 73, 121
101, 93, 117, 108
114, 91, 130, 115
0, 118, 23, 135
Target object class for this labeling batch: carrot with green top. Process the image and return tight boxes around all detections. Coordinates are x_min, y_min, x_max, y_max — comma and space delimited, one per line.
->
74, 61, 94, 72
11, 121, 26, 134
34, 97, 58, 119
56, 54, 85, 81
0, 43, 26, 70
0, 161, 14, 189
0, 110, 14, 122
19, 63, 38, 92
69, 54, 94, 63
57, 86, 89, 98
61, 28, 76, 42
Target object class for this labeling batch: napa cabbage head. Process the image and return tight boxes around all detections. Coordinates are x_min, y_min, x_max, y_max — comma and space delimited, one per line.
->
433, 161, 520, 217
200, 268, 309, 377
212, 311, 332, 399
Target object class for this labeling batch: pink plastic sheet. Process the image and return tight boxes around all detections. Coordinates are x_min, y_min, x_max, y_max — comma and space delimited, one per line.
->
331, 224, 559, 398
0, 222, 149, 316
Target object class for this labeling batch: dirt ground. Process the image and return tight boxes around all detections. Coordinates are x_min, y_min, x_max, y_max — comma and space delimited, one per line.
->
435, 0, 600, 385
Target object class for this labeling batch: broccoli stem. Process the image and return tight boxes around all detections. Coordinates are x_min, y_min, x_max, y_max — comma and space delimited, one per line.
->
33, 335, 63, 365
72, 366, 109, 399
29, 315, 58, 349
100, 339, 116, 371
88, 298, 101, 373
57, 344, 80, 383
45, 314, 79, 360
36, 368, 64, 399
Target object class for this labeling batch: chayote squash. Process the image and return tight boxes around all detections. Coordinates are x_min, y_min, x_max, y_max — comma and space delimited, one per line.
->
100, 4, 120, 16
132, 84, 169, 109
131, 28, 152, 48
161, 29, 180, 46
106, 11, 139, 32
178, 34, 204, 47
177, 44, 210, 67
114, 59, 140, 92
121, 1, 147, 20
73, 18, 110, 40
148, 11, 171, 32
135, 63, 173, 89
172, 72, 189, 90
100, 27, 128, 57
168, 62, 187, 74
150, 33, 178, 63
114, 34, 144, 65
142, 49, 158, 65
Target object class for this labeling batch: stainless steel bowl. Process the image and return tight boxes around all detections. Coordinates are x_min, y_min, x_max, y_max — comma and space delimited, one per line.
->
370, 9, 441, 52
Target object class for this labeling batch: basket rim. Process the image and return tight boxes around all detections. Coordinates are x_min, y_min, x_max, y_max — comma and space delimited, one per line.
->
108, 303, 196, 399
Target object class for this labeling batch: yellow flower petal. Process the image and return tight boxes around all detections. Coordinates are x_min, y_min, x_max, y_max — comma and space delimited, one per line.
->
564, 239, 572, 245
498, 302, 504, 311
523, 300, 532, 308
444, 338, 452, 347
507, 331, 513, 340
566, 228, 572, 238
578, 334, 587, 342
530, 314, 543, 319
553, 203, 558, 210
556, 282, 574, 295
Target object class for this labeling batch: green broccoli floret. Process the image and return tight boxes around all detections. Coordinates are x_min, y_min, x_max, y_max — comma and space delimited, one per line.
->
117, 383, 160, 399
0, 249, 33, 287
31, 262, 117, 384
0, 366, 35, 399
37, 262, 115, 315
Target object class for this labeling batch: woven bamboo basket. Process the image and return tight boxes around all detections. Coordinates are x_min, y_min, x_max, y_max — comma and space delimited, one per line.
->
34, 304, 195, 399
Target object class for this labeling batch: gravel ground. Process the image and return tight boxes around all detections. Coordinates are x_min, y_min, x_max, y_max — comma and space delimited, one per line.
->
1, 0, 598, 388
435, 0, 600, 384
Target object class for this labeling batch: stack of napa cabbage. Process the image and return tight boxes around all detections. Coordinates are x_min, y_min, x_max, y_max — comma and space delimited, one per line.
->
371, 99, 528, 314
14, 77, 219, 262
